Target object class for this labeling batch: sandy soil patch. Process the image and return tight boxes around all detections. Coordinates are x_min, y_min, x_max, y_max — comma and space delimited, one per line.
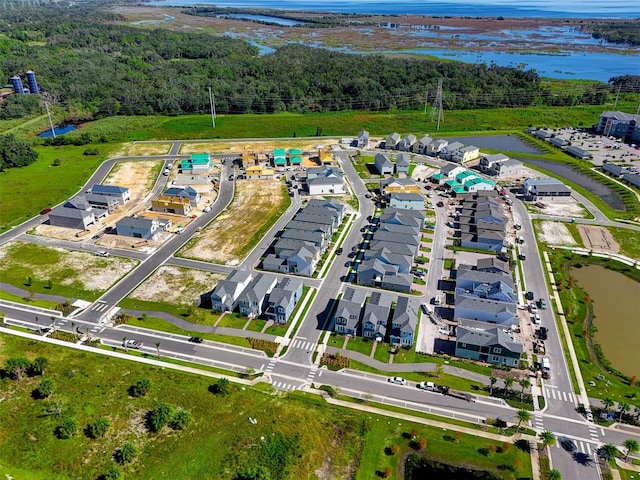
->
179, 139, 335, 155
528, 199, 589, 218
129, 265, 224, 305
578, 225, 620, 253
0, 241, 138, 292
180, 179, 286, 264
125, 143, 173, 156
536, 221, 578, 247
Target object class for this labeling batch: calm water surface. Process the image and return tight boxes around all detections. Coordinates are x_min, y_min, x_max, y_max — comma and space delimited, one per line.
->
570, 265, 640, 378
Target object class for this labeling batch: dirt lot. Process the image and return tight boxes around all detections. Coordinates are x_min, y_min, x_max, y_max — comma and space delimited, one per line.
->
527, 198, 589, 218
128, 265, 225, 305
536, 221, 578, 247
179, 179, 287, 265
123, 143, 173, 156
0, 241, 138, 292
578, 225, 620, 253
180, 139, 335, 155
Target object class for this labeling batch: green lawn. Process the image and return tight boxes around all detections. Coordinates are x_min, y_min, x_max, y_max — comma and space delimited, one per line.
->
264, 323, 288, 336
118, 298, 220, 326
374, 343, 393, 364
245, 319, 267, 333
328, 334, 346, 349
346, 337, 375, 357
215, 314, 249, 330
608, 227, 640, 260
0, 289, 59, 309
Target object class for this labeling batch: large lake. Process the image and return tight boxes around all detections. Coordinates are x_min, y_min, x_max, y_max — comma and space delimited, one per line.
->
571, 265, 640, 378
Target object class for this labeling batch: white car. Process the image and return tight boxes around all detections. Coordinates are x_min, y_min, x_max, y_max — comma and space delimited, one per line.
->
417, 381, 435, 391
94, 250, 110, 258
388, 376, 406, 385
529, 303, 538, 313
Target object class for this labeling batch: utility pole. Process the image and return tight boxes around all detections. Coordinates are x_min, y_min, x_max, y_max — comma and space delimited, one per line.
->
613, 84, 621, 110
430, 79, 444, 131
44, 101, 55, 138
208, 86, 216, 128
423, 91, 429, 115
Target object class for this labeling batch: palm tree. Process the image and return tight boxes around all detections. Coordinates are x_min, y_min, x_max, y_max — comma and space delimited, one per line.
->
547, 469, 562, 480
519, 378, 531, 402
489, 375, 497, 396
599, 443, 620, 463
515, 408, 531, 431
618, 402, 631, 421
602, 397, 615, 412
539, 430, 556, 455
122, 337, 128, 352
623, 439, 639, 460
50, 316, 56, 332
155, 342, 161, 358
504, 377, 514, 398
34, 316, 40, 333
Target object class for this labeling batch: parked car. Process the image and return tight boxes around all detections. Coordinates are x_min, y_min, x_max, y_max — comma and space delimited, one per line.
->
189, 336, 204, 344
40, 208, 52, 215
336, 248, 343, 255
539, 299, 547, 309
585, 410, 594, 422
559, 436, 577, 452
538, 327, 548, 340
514, 224, 522, 230
436, 201, 445, 207
525, 291, 535, 300
94, 250, 110, 258
518, 253, 526, 260
123, 339, 143, 349
417, 381, 436, 391
388, 376, 406, 385
529, 303, 538, 313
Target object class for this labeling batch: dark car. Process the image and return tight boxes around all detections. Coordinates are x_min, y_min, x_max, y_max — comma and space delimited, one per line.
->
416, 259, 426, 264
336, 248, 343, 255
189, 336, 204, 344
559, 436, 577, 452
525, 291, 535, 300
538, 327, 548, 340
436, 201, 445, 207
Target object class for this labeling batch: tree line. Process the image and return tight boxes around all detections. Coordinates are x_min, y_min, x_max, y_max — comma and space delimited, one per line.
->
0, 4, 631, 121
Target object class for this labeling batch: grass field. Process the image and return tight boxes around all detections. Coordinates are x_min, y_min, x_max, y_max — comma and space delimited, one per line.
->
0, 334, 533, 480
608, 227, 640, 260
118, 297, 221, 326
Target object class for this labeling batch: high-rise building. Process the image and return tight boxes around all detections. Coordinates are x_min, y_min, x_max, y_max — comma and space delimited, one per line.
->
26, 70, 39, 94
10, 75, 25, 94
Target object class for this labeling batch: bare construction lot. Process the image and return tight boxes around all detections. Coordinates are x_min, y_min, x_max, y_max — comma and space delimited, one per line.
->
536, 221, 578, 247
179, 179, 288, 265
578, 225, 620, 253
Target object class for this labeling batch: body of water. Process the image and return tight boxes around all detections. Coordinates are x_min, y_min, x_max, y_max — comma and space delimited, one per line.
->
38, 125, 77, 138
525, 159, 625, 210
571, 265, 640, 378
449, 135, 543, 154
218, 13, 305, 26
151, 0, 637, 18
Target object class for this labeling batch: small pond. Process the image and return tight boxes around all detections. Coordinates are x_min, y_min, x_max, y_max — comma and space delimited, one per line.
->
570, 264, 640, 378
448, 135, 542, 154
38, 125, 77, 138
218, 13, 306, 26
525, 159, 625, 211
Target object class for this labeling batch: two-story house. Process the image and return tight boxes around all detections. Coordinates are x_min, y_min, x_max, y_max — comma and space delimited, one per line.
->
389, 296, 419, 347
210, 271, 253, 313
264, 278, 303, 324
333, 287, 367, 336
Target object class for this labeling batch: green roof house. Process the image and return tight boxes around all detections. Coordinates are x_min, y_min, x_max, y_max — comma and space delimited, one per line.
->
288, 148, 302, 165
274, 148, 287, 166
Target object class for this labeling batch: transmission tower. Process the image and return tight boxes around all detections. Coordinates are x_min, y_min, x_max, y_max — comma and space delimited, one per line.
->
430, 79, 444, 130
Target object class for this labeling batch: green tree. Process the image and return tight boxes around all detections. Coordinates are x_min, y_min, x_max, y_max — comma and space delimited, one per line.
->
519, 378, 531, 402
547, 469, 562, 480
434, 364, 444, 379
130, 378, 152, 397
4, 357, 31, 381
170, 410, 193, 430
87, 417, 110, 439
623, 438, 639, 460
102, 466, 123, 480
31, 356, 49, 375
36, 377, 55, 398
0, 134, 38, 171
539, 430, 556, 455
515, 408, 531, 430
148, 402, 174, 432
599, 443, 620, 462
56, 418, 78, 439
489, 375, 497, 396
619, 402, 631, 421
116, 442, 138, 464
237, 466, 271, 480
155, 341, 161, 358
603, 397, 615, 412
504, 377, 514, 397
212, 377, 231, 396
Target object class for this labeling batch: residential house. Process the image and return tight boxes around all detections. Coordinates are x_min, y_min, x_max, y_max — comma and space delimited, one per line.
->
85, 193, 120, 213
279, 229, 326, 250
425, 139, 448, 156
476, 257, 511, 276
273, 148, 287, 167
596, 111, 640, 140
358, 257, 413, 293
522, 178, 571, 201
163, 186, 201, 207
362, 291, 393, 341
455, 295, 517, 326
389, 296, 419, 347
455, 320, 522, 367
379, 207, 425, 229
265, 278, 304, 324
151, 194, 192, 216
237, 273, 278, 317
89, 184, 130, 205
398, 134, 417, 152
479, 154, 510, 173
388, 193, 424, 210
431, 163, 466, 185
451, 145, 480, 163
48, 198, 98, 230
115, 215, 159, 240
356, 130, 370, 149
441, 141, 464, 161
374, 153, 394, 175
306, 198, 346, 222
334, 287, 367, 336
306, 167, 345, 195
180, 154, 212, 174
245, 164, 274, 179
413, 135, 432, 154
491, 159, 523, 178
395, 153, 411, 174
380, 177, 421, 197
385, 132, 401, 150
288, 148, 302, 166
363, 247, 413, 274
210, 270, 253, 313
318, 148, 333, 165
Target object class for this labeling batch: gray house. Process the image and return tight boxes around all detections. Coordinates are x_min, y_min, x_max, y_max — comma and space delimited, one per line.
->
398, 134, 417, 152
414, 135, 432, 154
237, 273, 278, 317
356, 130, 370, 148
522, 178, 572, 201
115, 215, 160, 240
389, 193, 424, 211
385, 132, 401, 150
89, 184, 130, 205
334, 287, 367, 336
455, 320, 522, 367
374, 153, 394, 175
163, 186, 201, 207
361, 291, 393, 341
85, 193, 120, 213
265, 278, 303, 324
48, 203, 97, 230
389, 296, 419, 347
395, 153, 411, 174
479, 154, 510, 173
454, 295, 517, 326
210, 270, 254, 313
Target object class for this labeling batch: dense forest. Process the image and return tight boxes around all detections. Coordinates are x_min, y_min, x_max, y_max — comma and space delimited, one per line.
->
0, 4, 628, 120
583, 21, 640, 47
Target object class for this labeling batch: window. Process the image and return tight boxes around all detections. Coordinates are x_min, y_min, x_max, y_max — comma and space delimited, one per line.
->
491, 355, 500, 362
460, 343, 466, 348
493, 347, 502, 354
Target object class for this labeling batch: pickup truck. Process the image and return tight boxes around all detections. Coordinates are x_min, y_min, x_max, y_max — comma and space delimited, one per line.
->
123, 339, 143, 349
534, 340, 546, 355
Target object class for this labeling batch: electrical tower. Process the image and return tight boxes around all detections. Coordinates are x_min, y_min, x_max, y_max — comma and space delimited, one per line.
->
430, 79, 444, 130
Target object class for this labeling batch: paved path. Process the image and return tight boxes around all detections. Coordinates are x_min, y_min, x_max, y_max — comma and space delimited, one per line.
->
0, 282, 69, 304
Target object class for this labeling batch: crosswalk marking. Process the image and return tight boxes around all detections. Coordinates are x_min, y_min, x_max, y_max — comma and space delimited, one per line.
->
545, 388, 574, 403
272, 381, 299, 391
91, 302, 109, 312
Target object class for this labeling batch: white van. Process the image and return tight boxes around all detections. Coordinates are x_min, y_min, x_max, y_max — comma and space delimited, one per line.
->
433, 295, 441, 305
163, 168, 170, 176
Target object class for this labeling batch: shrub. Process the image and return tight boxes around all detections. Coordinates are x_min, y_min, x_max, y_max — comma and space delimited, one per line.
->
170, 410, 193, 430
247, 337, 279, 354
129, 378, 152, 397
87, 417, 110, 439
56, 418, 78, 439
148, 402, 174, 432
210, 378, 231, 396
115, 442, 138, 464
102, 467, 122, 480
36, 378, 55, 398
